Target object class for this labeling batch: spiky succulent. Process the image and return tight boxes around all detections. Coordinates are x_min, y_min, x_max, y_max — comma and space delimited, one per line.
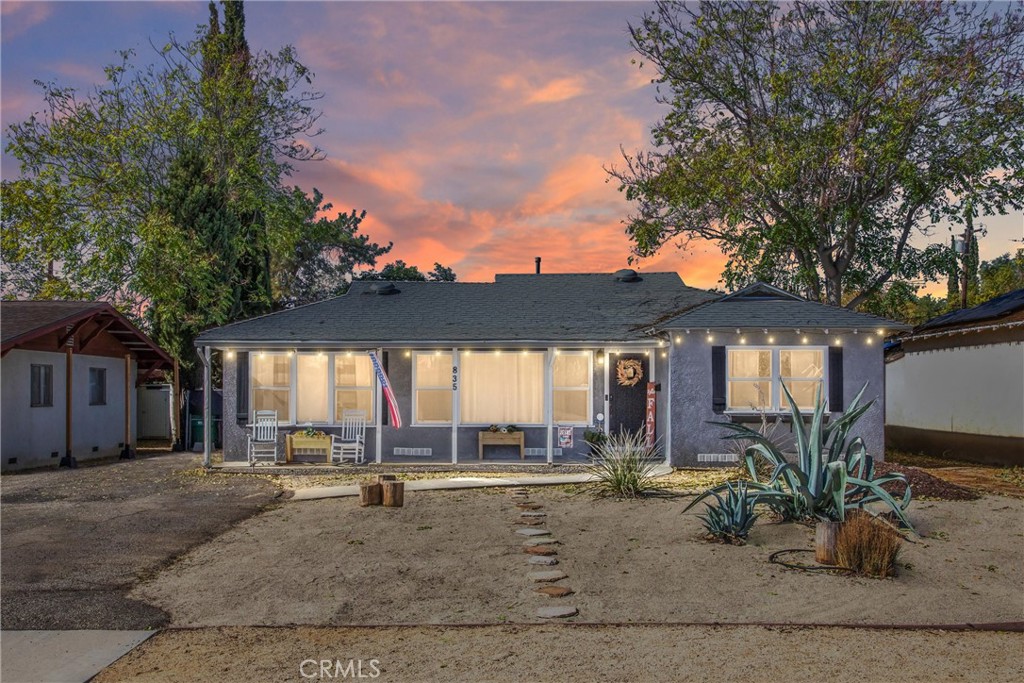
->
697, 481, 760, 543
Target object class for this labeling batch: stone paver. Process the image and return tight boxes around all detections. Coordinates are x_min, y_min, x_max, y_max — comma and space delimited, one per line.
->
536, 586, 574, 598
536, 605, 578, 619
528, 570, 568, 583
523, 546, 558, 556
519, 519, 544, 526
528, 556, 558, 566
516, 503, 543, 510
516, 528, 551, 537
520, 511, 546, 518
523, 537, 558, 546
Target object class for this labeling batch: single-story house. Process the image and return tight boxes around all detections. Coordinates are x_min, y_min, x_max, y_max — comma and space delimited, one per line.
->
194, 271, 907, 467
1, 300, 174, 471
886, 288, 1024, 466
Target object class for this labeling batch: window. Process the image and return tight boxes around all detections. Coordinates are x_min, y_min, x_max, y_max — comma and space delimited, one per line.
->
334, 354, 374, 422
460, 351, 544, 424
252, 354, 291, 419
414, 352, 452, 424
726, 347, 826, 412
30, 364, 53, 407
779, 348, 825, 409
296, 354, 328, 423
87, 367, 107, 405
553, 352, 591, 424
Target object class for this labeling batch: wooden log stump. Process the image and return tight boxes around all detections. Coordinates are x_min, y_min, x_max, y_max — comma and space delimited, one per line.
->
376, 474, 398, 484
382, 480, 405, 508
359, 482, 383, 507
815, 521, 840, 565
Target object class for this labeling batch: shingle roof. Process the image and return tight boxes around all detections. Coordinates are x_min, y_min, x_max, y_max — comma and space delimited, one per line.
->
195, 272, 718, 345
915, 287, 1024, 332
1, 300, 173, 370
660, 283, 911, 331
0, 300, 106, 344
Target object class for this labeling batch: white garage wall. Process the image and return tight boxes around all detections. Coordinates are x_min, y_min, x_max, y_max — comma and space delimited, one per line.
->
886, 342, 1024, 438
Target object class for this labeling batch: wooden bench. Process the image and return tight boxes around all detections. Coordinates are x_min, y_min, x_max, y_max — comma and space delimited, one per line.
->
478, 431, 525, 460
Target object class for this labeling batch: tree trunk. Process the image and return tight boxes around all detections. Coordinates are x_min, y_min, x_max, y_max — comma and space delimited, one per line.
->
359, 482, 382, 507
382, 481, 405, 508
815, 521, 840, 565
376, 474, 397, 484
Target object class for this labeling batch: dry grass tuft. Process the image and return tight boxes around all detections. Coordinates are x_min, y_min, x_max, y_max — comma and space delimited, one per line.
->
835, 510, 903, 578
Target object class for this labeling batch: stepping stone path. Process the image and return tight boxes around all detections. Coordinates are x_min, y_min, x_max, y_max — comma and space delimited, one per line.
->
522, 537, 558, 546
509, 490, 577, 621
524, 546, 557, 556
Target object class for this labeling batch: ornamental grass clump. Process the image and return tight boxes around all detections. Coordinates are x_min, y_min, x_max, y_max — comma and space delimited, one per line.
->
835, 510, 903, 578
698, 481, 759, 544
585, 430, 662, 498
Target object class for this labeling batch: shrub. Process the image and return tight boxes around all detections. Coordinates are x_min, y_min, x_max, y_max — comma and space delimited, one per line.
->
584, 430, 662, 498
698, 482, 759, 544
835, 511, 903, 578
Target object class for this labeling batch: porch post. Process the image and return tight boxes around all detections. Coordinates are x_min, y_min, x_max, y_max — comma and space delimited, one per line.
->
201, 346, 212, 468
451, 347, 459, 465
375, 347, 382, 464
545, 348, 554, 465
663, 345, 672, 467
120, 353, 133, 459
61, 344, 76, 468
603, 347, 611, 435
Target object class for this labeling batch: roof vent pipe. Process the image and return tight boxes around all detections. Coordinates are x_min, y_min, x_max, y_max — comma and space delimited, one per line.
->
535, 256, 541, 274
614, 268, 641, 282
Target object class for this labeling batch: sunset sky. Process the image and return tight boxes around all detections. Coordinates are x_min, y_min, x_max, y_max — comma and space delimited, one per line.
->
3, 1, 1021, 292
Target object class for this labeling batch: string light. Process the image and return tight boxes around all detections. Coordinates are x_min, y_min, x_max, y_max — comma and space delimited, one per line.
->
226, 350, 235, 359
866, 337, 874, 345
434, 350, 441, 356
877, 329, 885, 337
287, 350, 294, 357
801, 336, 809, 344
660, 351, 667, 358
834, 337, 842, 346
644, 350, 650, 356
706, 334, 714, 343
768, 336, 775, 343
403, 350, 411, 358
674, 335, 682, 344
739, 337, 747, 344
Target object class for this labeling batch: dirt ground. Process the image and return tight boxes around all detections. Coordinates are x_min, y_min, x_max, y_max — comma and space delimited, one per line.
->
133, 487, 1024, 627
0, 450, 278, 629
93, 624, 1024, 683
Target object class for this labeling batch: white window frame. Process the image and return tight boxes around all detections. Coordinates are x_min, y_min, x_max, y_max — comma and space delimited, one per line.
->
725, 346, 828, 413
411, 351, 454, 426
250, 352, 377, 426
552, 350, 593, 426
332, 353, 376, 424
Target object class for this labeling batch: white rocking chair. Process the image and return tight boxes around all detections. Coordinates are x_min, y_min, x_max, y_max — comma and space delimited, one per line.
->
331, 410, 366, 465
248, 410, 280, 467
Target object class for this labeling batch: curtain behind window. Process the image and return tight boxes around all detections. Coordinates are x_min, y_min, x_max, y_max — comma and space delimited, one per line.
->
461, 352, 544, 424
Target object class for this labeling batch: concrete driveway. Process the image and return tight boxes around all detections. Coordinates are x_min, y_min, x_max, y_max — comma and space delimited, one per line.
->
0, 450, 277, 630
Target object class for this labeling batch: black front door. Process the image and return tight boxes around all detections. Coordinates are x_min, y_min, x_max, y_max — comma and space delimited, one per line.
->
608, 353, 649, 436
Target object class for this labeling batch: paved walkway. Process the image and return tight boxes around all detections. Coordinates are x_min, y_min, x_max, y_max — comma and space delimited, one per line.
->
290, 465, 672, 501
1, 630, 155, 683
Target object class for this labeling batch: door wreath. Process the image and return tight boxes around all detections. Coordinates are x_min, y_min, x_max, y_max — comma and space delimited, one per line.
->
616, 359, 644, 387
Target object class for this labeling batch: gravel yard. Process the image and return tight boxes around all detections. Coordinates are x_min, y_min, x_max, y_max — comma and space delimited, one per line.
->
133, 486, 1024, 627
0, 450, 278, 629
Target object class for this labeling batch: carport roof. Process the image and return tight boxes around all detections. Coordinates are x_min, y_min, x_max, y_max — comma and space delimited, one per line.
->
1, 300, 173, 371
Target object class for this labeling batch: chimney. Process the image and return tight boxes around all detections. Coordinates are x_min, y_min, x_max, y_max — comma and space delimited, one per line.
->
535, 256, 542, 274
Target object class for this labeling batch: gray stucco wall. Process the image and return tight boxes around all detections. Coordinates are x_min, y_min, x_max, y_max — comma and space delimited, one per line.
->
667, 331, 886, 467
2, 349, 137, 471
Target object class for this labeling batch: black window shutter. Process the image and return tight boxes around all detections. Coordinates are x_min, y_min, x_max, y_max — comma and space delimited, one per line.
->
711, 346, 726, 413
380, 351, 389, 426
236, 351, 249, 423
828, 346, 844, 412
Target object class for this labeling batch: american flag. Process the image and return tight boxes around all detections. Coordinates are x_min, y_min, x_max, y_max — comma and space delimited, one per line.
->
368, 351, 402, 428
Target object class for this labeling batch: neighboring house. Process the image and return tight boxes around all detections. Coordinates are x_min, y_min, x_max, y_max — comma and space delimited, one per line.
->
195, 271, 906, 467
886, 288, 1024, 466
1, 301, 173, 471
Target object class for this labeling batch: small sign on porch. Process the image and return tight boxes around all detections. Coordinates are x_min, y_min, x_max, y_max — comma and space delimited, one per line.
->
557, 426, 573, 448
645, 382, 656, 446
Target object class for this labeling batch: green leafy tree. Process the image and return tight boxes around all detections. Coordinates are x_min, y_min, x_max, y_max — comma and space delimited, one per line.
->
612, 0, 1024, 307
359, 260, 458, 282
978, 249, 1024, 302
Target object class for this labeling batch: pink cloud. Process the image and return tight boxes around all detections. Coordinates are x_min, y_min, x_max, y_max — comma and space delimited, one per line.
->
1, 1, 52, 41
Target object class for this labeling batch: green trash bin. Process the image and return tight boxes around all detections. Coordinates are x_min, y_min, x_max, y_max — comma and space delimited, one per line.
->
190, 416, 222, 449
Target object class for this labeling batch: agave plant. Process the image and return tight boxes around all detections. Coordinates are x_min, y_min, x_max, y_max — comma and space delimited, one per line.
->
698, 481, 759, 543
685, 383, 915, 531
